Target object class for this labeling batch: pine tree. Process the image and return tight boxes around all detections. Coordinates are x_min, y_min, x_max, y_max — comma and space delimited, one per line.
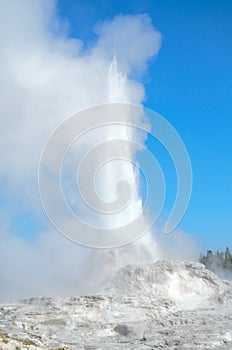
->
224, 247, 232, 270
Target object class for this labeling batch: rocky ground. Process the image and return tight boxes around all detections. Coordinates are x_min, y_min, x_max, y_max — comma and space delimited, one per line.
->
0, 260, 232, 350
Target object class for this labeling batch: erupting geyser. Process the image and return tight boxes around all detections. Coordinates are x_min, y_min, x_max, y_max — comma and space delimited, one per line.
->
82, 57, 160, 271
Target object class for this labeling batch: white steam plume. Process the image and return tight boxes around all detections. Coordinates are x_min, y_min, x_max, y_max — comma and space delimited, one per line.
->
0, 1, 199, 301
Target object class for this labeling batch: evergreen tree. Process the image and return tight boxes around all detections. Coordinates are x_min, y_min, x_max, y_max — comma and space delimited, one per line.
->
224, 247, 232, 270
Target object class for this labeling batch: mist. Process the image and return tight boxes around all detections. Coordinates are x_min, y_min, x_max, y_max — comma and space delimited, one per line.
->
0, 0, 200, 301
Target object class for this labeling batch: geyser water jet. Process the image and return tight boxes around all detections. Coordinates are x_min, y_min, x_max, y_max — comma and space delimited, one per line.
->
91, 56, 159, 267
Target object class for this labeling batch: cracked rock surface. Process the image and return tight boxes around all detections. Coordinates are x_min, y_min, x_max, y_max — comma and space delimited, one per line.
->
0, 260, 232, 349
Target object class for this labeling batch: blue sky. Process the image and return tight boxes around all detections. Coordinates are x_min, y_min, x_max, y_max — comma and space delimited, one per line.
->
55, 0, 232, 251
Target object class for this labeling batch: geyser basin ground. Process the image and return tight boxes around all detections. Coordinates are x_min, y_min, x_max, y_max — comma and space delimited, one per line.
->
0, 260, 232, 350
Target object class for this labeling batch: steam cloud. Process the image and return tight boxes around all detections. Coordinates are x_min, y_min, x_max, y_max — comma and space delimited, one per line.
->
0, 0, 200, 301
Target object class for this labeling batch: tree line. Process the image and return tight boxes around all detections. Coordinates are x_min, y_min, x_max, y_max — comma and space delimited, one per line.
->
200, 247, 232, 273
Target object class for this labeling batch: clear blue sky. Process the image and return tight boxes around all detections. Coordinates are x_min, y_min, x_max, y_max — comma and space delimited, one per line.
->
56, 0, 232, 251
